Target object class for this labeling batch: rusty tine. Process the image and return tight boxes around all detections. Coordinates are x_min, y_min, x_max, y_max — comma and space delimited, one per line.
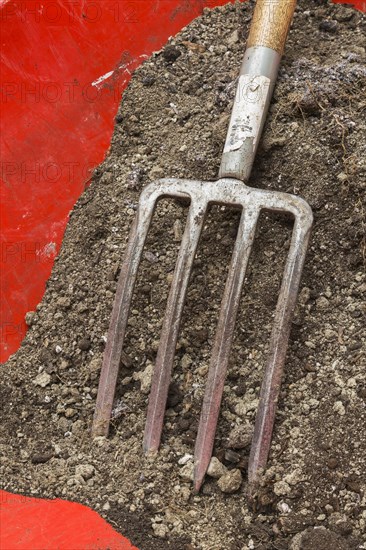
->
247, 213, 312, 494
93, 0, 314, 495
194, 196, 312, 493
193, 206, 258, 492
143, 198, 206, 452
92, 188, 156, 437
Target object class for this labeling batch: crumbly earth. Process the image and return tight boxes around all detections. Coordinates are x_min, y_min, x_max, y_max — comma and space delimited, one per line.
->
1, 1, 365, 549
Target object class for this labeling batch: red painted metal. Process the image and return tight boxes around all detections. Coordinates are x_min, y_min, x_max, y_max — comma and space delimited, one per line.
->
0, 0, 364, 549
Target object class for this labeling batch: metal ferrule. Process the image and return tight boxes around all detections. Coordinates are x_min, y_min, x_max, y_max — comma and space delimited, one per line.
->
219, 46, 281, 182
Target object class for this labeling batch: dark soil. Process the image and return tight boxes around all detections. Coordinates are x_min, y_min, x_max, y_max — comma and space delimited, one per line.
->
1, 1, 365, 549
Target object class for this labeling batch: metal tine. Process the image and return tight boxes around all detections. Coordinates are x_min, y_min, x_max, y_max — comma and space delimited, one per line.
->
194, 205, 259, 492
92, 194, 156, 437
248, 212, 312, 496
144, 200, 206, 452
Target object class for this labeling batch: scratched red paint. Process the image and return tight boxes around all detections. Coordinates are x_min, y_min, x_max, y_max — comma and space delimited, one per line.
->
0, 0, 364, 549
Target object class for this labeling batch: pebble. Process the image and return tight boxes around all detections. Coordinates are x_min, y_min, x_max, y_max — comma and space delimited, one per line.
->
64, 408, 77, 418
57, 296, 71, 309
133, 363, 153, 394
224, 450, 240, 464
273, 480, 291, 496
149, 165, 165, 180
78, 337, 91, 351
290, 527, 348, 550
142, 75, 156, 87
162, 45, 181, 63
100, 172, 113, 185
227, 423, 253, 449
179, 462, 194, 481
33, 372, 51, 387
181, 354, 192, 369
277, 501, 291, 514
181, 41, 206, 55
31, 452, 54, 464
298, 286, 311, 304
144, 251, 159, 263
337, 172, 348, 183
308, 398, 319, 410
284, 468, 306, 486
75, 464, 95, 481
227, 29, 239, 46
316, 296, 329, 309
327, 457, 339, 469
196, 364, 208, 377
178, 454, 193, 465
319, 20, 339, 33
333, 401, 346, 416
217, 469, 242, 493
72, 420, 84, 435
207, 457, 227, 479
25, 311, 36, 326
261, 135, 287, 152
234, 398, 258, 417
152, 523, 169, 538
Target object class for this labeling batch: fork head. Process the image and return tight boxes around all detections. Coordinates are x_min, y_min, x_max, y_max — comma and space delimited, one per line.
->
92, 176, 312, 492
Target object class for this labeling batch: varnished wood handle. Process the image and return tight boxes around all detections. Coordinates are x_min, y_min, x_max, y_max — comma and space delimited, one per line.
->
247, 0, 297, 54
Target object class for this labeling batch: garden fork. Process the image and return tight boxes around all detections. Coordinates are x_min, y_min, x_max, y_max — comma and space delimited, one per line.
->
92, 0, 313, 495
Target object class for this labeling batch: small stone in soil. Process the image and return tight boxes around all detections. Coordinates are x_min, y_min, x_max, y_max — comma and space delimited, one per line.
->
25, 311, 36, 326
319, 20, 339, 33
273, 480, 291, 497
179, 462, 194, 481
290, 527, 348, 550
33, 372, 51, 387
78, 337, 91, 351
31, 452, 54, 464
227, 423, 253, 449
224, 449, 241, 464
133, 363, 153, 394
217, 469, 242, 494
152, 523, 169, 538
207, 457, 227, 479
162, 45, 181, 63
75, 464, 95, 481
327, 457, 339, 469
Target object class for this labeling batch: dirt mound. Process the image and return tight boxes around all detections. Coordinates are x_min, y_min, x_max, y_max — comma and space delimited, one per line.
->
1, 1, 365, 549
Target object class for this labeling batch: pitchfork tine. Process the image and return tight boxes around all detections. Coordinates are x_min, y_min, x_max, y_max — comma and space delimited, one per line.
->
144, 202, 206, 452
194, 206, 258, 491
92, 191, 156, 437
248, 208, 312, 494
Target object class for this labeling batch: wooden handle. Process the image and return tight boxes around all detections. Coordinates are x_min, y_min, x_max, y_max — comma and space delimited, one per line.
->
247, 0, 297, 54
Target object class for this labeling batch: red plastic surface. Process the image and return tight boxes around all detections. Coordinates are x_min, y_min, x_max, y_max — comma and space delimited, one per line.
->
0, 0, 364, 549
0, 490, 138, 549
0, 0, 231, 363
